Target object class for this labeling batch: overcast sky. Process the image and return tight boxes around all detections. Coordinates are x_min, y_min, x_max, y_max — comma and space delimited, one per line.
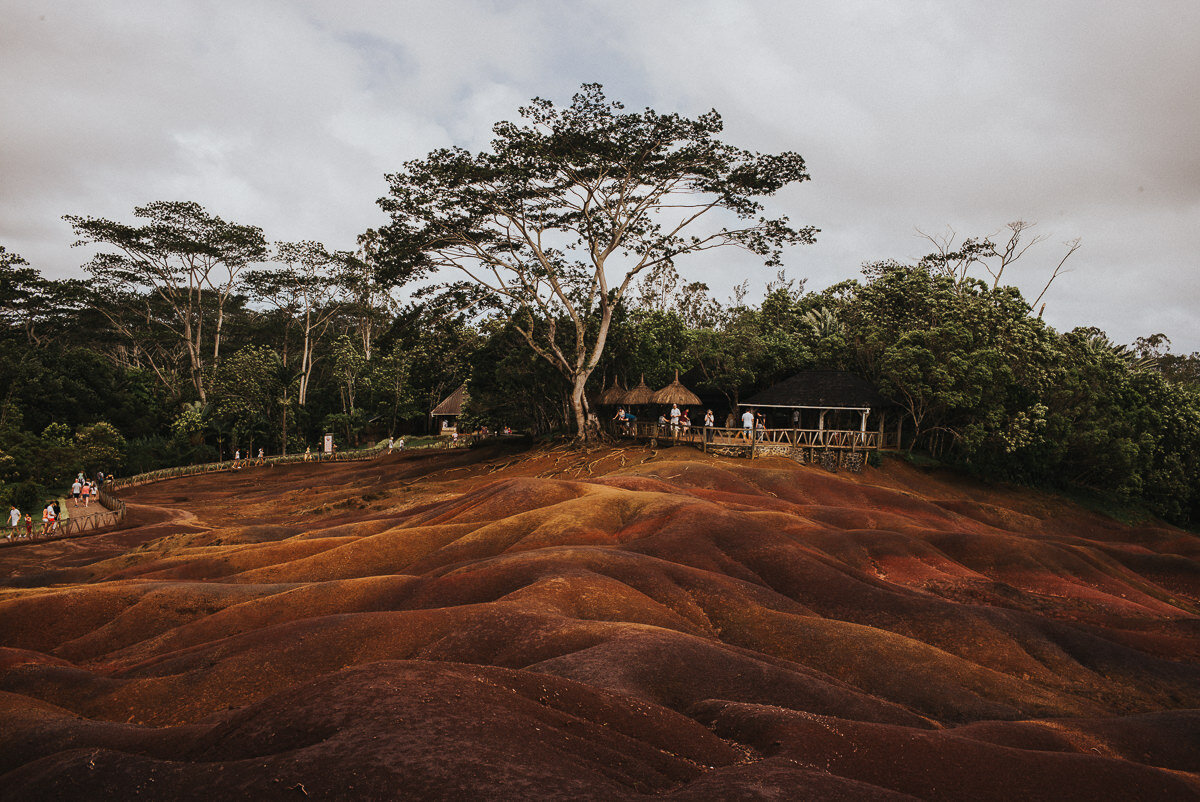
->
3, 1, 1197, 351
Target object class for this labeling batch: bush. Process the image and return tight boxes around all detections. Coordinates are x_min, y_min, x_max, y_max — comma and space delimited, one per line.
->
1, 480, 43, 514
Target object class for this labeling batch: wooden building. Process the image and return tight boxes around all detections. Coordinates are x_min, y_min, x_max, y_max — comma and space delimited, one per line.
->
431, 383, 468, 434
741, 370, 900, 449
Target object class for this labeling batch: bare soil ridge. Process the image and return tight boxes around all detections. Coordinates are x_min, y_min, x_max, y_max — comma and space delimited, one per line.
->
1, 442, 1197, 799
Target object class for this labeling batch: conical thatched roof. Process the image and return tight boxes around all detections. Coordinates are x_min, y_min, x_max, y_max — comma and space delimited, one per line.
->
599, 377, 626, 406
650, 370, 701, 406
621, 374, 655, 405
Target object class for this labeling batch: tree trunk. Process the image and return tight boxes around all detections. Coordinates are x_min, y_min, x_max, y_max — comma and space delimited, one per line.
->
183, 319, 206, 403
213, 303, 224, 365
298, 310, 313, 406
570, 373, 588, 441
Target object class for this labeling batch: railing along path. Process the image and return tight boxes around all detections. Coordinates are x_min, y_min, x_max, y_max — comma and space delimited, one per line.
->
1, 438, 446, 548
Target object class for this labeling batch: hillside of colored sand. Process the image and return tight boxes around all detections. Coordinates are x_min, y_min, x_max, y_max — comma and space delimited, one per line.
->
1, 441, 1198, 800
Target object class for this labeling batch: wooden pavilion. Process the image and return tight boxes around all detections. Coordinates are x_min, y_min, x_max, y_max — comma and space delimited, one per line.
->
431, 383, 468, 434
740, 370, 899, 449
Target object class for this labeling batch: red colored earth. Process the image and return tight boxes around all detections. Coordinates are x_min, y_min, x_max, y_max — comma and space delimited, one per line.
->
1, 442, 1198, 799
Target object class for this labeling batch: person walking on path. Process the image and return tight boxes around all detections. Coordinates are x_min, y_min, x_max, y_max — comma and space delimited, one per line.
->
81, 482, 91, 507
23, 513, 32, 540
71, 479, 82, 507
7, 505, 19, 541
41, 503, 53, 537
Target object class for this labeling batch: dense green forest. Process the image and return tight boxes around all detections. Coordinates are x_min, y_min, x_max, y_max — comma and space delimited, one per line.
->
3, 234, 1199, 523
2, 86, 1199, 525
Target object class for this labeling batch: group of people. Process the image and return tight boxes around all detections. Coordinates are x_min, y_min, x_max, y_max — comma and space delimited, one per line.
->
231, 449, 267, 470
7, 499, 59, 541
70, 472, 100, 508
614, 404, 722, 441
612, 405, 770, 443
740, 408, 767, 440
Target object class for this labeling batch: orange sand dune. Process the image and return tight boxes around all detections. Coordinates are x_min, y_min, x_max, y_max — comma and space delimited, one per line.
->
1, 442, 1198, 800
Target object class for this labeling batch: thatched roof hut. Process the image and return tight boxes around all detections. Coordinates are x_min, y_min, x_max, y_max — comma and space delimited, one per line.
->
650, 370, 701, 406
599, 377, 626, 406
621, 375, 656, 405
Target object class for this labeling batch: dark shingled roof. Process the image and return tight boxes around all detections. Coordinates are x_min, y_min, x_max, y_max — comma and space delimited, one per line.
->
432, 384, 468, 416
742, 370, 884, 409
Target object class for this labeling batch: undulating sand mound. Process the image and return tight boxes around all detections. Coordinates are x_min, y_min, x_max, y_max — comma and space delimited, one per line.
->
1, 442, 1198, 799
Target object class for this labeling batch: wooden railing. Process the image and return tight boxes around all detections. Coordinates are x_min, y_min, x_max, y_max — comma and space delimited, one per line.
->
0, 489, 126, 547
1, 436, 489, 548
108, 440, 391, 492
607, 420, 888, 453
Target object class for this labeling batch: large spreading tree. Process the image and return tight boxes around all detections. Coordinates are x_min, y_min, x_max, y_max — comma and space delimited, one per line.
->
375, 83, 816, 438
65, 201, 267, 403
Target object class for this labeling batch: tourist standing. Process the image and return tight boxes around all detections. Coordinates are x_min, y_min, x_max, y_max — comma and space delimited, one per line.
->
7, 505, 19, 541
704, 409, 715, 442
741, 408, 755, 439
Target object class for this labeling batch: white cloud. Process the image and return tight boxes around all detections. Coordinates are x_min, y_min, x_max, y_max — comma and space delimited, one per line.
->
1, 0, 1196, 350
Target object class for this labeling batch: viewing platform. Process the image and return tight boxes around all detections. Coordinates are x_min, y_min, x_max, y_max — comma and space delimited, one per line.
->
607, 420, 900, 470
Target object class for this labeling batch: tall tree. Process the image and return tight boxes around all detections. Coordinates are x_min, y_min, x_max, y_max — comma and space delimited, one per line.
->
348, 229, 400, 361
65, 201, 267, 402
242, 241, 343, 406
375, 83, 816, 439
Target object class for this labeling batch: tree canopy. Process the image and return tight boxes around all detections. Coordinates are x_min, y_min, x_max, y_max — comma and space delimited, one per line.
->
375, 83, 816, 437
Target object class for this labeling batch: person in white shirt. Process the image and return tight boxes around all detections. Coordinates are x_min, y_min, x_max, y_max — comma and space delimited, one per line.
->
7, 506, 19, 540
669, 404, 681, 431
741, 408, 755, 440
71, 480, 82, 506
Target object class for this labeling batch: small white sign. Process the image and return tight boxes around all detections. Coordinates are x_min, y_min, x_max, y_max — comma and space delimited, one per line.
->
323, 434, 334, 454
